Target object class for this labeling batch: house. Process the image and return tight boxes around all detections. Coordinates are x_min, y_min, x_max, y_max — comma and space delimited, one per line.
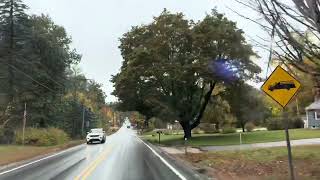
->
305, 101, 320, 128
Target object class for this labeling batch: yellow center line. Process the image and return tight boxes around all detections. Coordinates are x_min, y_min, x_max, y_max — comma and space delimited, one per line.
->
74, 146, 114, 180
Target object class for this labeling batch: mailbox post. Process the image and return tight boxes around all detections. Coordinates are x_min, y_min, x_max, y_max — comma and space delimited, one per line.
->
156, 130, 162, 144
184, 138, 187, 154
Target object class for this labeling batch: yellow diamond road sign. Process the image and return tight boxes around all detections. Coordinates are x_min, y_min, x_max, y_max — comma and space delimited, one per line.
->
261, 66, 301, 108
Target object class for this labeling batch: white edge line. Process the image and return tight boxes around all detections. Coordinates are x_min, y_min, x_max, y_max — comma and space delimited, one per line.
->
138, 138, 187, 180
0, 144, 84, 176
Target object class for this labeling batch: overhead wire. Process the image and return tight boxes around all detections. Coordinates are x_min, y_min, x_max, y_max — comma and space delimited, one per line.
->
14, 57, 65, 88
0, 61, 58, 93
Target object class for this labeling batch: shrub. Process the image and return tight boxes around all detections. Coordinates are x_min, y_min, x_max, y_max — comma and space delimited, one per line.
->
291, 117, 304, 129
0, 127, 15, 144
267, 117, 284, 130
200, 123, 219, 134
267, 117, 304, 130
221, 126, 236, 134
204, 129, 220, 134
192, 128, 202, 134
160, 129, 171, 135
153, 118, 167, 129
146, 119, 156, 132
47, 128, 70, 145
0, 127, 4, 143
15, 128, 69, 146
245, 122, 255, 132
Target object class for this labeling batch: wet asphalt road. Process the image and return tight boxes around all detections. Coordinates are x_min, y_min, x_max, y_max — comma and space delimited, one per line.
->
0, 126, 203, 180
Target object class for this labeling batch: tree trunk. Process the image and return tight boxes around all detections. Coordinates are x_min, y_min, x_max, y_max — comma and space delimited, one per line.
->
144, 115, 150, 129
190, 82, 216, 130
183, 126, 192, 139
180, 121, 192, 139
241, 124, 245, 132
179, 82, 216, 139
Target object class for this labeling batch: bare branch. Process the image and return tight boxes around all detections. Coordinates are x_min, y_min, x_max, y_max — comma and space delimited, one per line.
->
226, 5, 272, 31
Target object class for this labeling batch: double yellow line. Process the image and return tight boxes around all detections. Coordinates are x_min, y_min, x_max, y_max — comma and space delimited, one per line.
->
74, 146, 113, 180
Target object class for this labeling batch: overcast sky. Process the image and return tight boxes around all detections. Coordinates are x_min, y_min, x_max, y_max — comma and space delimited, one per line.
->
25, 0, 269, 102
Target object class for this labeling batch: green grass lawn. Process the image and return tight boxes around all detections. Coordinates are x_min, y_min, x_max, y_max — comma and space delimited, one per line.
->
209, 144, 320, 162
178, 145, 320, 179
142, 129, 320, 146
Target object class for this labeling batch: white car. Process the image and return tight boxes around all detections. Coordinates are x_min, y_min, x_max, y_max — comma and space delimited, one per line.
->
86, 128, 106, 144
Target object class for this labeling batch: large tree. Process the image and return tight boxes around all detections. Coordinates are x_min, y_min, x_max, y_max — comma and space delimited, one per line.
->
0, 5, 82, 130
0, 0, 29, 96
23, 15, 81, 128
112, 9, 261, 138
0, 0, 30, 126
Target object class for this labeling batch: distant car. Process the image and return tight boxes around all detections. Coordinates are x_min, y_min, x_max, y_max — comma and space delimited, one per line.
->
127, 125, 130, 129
268, 81, 296, 91
86, 128, 106, 144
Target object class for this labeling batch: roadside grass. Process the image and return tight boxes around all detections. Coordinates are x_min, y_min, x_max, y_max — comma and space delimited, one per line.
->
142, 129, 320, 146
177, 145, 320, 180
0, 140, 84, 166
208, 145, 320, 163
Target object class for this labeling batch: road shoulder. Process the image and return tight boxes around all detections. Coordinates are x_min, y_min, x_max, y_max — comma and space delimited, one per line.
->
0, 142, 85, 175
139, 138, 211, 180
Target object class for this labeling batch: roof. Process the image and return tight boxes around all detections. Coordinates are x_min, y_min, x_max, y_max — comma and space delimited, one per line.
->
306, 101, 320, 110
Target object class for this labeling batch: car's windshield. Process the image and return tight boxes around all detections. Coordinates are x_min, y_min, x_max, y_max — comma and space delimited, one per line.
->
90, 129, 103, 133
0, 1, 319, 180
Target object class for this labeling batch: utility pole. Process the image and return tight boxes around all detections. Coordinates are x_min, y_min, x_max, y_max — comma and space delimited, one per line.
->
296, 98, 300, 116
72, 70, 77, 137
81, 104, 85, 137
73, 70, 77, 102
22, 102, 27, 146
113, 111, 115, 127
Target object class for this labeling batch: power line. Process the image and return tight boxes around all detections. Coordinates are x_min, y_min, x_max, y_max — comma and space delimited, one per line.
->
14, 57, 65, 88
1, 61, 57, 93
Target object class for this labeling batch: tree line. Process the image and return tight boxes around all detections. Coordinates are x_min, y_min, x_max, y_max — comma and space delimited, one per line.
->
0, 0, 108, 142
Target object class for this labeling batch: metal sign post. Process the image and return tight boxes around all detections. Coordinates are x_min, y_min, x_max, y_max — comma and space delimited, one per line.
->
184, 138, 188, 154
239, 132, 243, 151
261, 65, 301, 180
283, 108, 295, 180
157, 131, 162, 144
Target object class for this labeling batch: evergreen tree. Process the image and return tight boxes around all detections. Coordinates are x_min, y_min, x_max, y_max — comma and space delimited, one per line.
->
0, 0, 30, 126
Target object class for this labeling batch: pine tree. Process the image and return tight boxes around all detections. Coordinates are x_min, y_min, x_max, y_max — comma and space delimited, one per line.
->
0, 0, 29, 104
0, 0, 30, 126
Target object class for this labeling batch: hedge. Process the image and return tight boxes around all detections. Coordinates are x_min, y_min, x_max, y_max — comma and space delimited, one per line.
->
15, 128, 70, 146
